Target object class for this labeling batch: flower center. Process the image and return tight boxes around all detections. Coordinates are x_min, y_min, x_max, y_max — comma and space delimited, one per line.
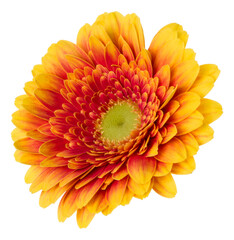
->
100, 102, 141, 143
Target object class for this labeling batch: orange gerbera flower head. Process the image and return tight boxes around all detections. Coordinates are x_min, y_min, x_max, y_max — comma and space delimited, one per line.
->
12, 12, 222, 228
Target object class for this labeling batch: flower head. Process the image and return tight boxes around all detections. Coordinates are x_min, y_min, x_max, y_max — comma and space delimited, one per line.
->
12, 12, 222, 228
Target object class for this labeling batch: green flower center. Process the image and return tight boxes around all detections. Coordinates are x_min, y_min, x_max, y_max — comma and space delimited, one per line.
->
100, 102, 141, 143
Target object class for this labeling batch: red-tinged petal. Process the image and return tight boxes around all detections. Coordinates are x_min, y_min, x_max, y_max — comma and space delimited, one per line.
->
22, 96, 54, 120
178, 133, 199, 157
75, 167, 105, 189
76, 207, 95, 228
156, 65, 170, 88
104, 41, 120, 70
57, 147, 88, 158
154, 161, 173, 177
76, 24, 92, 53
163, 100, 180, 116
38, 123, 54, 137
175, 110, 204, 136
29, 167, 56, 193
76, 177, 106, 209
106, 177, 128, 208
59, 166, 92, 187
197, 99, 223, 124
39, 181, 74, 208
24, 166, 46, 184
86, 190, 108, 214
191, 124, 214, 145
42, 44, 67, 79
144, 135, 160, 157
112, 165, 128, 180
42, 167, 74, 191
169, 92, 200, 123
34, 88, 65, 112
156, 137, 187, 163
128, 177, 150, 196
14, 150, 45, 165
153, 173, 177, 198
89, 35, 106, 66
58, 187, 80, 222
27, 129, 54, 142
172, 156, 196, 175
35, 74, 64, 93
161, 123, 177, 144
40, 156, 68, 167
171, 60, 199, 94
14, 137, 42, 153
12, 110, 46, 131
65, 55, 94, 70
39, 138, 67, 157
137, 49, 153, 77
118, 36, 135, 62
127, 155, 156, 184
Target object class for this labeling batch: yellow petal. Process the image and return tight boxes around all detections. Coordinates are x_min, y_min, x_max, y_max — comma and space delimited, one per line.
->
154, 161, 173, 177
121, 187, 134, 206
172, 156, 196, 175
178, 133, 199, 156
128, 177, 150, 196
169, 92, 200, 123
106, 177, 128, 208
14, 95, 27, 109
76, 24, 92, 53
175, 110, 204, 135
86, 190, 108, 214
171, 60, 199, 94
198, 98, 223, 124
76, 207, 95, 228
14, 150, 45, 165
191, 124, 214, 145
153, 173, 177, 198
156, 137, 187, 163
190, 64, 220, 97
11, 128, 27, 142
127, 155, 156, 184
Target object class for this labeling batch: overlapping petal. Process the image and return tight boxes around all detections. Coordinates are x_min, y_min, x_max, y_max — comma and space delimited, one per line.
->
12, 12, 222, 228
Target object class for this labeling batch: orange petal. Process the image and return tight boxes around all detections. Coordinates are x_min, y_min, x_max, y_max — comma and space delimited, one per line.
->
76, 24, 92, 53
12, 110, 46, 131
121, 187, 134, 206
128, 177, 150, 196
34, 88, 65, 111
153, 173, 177, 198
156, 65, 170, 89
26, 129, 54, 142
14, 137, 42, 153
76, 207, 95, 228
175, 110, 204, 136
154, 161, 173, 177
86, 190, 108, 213
22, 96, 54, 120
171, 60, 199, 94
39, 181, 74, 208
76, 178, 106, 209
39, 138, 67, 156
89, 35, 106, 66
161, 123, 177, 144
104, 41, 120, 69
14, 95, 27, 109
178, 133, 199, 157
42, 44, 67, 79
24, 166, 46, 184
127, 155, 156, 184
156, 137, 187, 163
197, 99, 223, 124
24, 81, 37, 96
32, 64, 46, 78
172, 156, 196, 175
169, 92, 200, 123
35, 74, 64, 93
14, 150, 45, 165
106, 177, 128, 208
191, 124, 214, 145
40, 156, 68, 167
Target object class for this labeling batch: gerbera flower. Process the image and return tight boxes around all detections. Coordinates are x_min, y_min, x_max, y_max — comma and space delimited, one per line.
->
12, 12, 222, 228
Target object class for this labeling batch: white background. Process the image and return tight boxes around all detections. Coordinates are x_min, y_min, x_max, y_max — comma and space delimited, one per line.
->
1, 0, 233, 239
